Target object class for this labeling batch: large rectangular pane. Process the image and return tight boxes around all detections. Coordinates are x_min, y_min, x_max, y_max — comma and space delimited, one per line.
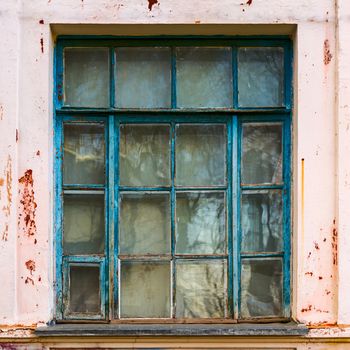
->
64, 124, 105, 185
119, 124, 171, 187
63, 194, 105, 255
176, 192, 226, 254
241, 190, 283, 252
69, 265, 100, 314
120, 261, 170, 318
176, 48, 233, 108
64, 48, 109, 107
241, 259, 283, 318
241, 123, 282, 185
175, 124, 226, 187
119, 193, 170, 255
238, 47, 284, 107
115, 48, 171, 108
176, 260, 227, 318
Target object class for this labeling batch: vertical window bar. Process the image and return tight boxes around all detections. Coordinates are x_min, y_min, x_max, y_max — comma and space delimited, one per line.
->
171, 121, 176, 318
232, 46, 239, 110
171, 47, 177, 109
110, 47, 116, 108
284, 42, 292, 110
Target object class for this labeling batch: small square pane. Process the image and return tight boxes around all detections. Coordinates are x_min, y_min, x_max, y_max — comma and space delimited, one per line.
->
176, 192, 226, 254
63, 194, 105, 255
64, 124, 105, 185
242, 123, 282, 184
119, 193, 170, 255
120, 261, 170, 318
116, 48, 171, 108
176, 260, 227, 318
241, 190, 283, 252
69, 265, 100, 314
175, 124, 226, 187
238, 47, 284, 107
241, 259, 283, 318
119, 124, 171, 187
176, 47, 233, 108
64, 48, 109, 107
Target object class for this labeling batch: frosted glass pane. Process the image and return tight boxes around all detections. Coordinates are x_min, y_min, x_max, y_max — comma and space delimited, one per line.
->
238, 47, 284, 107
119, 193, 170, 254
176, 47, 233, 108
241, 190, 283, 252
120, 261, 170, 318
176, 260, 227, 318
242, 123, 282, 184
63, 194, 105, 255
116, 47, 171, 108
241, 259, 283, 318
175, 124, 226, 187
64, 48, 109, 107
119, 124, 171, 187
64, 124, 105, 185
176, 192, 226, 254
69, 265, 100, 314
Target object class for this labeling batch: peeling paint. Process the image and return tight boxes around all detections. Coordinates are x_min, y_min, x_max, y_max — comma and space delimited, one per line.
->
323, 39, 332, 65
332, 219, 338, 265
2, 155, 12, 241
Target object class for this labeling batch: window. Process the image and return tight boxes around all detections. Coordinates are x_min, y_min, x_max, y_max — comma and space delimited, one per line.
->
54, 37, 292, 322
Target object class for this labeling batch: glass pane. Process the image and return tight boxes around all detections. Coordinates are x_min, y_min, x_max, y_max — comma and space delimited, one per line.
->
241, 259, 283, 318
175, 124, 226, 187
238, 47, 284, 107
64, 124, 105, 185
119, 193, 170, 254
176, 260, 227, 318
64, 48, 109, 107
116, 48, 171, 108
63, 194, 105, 255
120, 261, 170, 318
176, 192, 226, 254
241, 190, 283, 252
119, 124, 171, 187
242, 123, 282, 184
176, 47, 233, 108
69, 265, 100, 314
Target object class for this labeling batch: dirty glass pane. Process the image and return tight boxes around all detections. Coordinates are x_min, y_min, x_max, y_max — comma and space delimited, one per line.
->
116, 47, 171, 108
120, 261, 170, 318
238, 47, 284, 107
176, 192, 226, 254
176, 260, 227, 318
242, 123, 282, 184
64, 48, 109, 107
63, 194, 105, 255
119, 193, 170, 254
64, 124, 105, 185
69, 265, 100, 314
175, 124, 226, 187
119, 124, 171, 187
241, 259, 283, 318
176, 47, 233, 108
241, 190, 283, 252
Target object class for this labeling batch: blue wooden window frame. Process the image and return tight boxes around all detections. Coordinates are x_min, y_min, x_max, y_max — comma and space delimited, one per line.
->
54, 36, 292, 322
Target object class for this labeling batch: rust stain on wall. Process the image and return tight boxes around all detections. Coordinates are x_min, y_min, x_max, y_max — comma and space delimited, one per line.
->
0, 104, 3, 120
40, 37, 44, 54
25, 260, 36, 275
0, 178, 4, 187
332, 219, 338, 265
323, 39, 332, 65
18, 169, 37, 237
2, 155, 12, 241
148, 0, 158, 11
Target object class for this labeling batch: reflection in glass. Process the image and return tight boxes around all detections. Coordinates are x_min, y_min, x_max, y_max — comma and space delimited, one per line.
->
242, 123, 282, 184
63, 194, 105, 255
176, 260, 227, 318
119, 193, 170, 254
64, 48, 109, 107
241, 190, 283, 252
64, 124, 105, 184
176, 192, 226, 254
119, 124, 171, 187
238, 47, 284, 107
241, 259, 283, 318
176, 47, 233, 108
69, 265, 100, 314
116, 48, 171, 108
175, 124, 226, 186
120, 261, 170, 318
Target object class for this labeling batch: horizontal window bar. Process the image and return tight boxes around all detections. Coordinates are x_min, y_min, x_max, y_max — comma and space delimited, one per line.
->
118, 255, 229, 260
62, 255, 106, 263
63, 184, 105, 190
118, 186, 227, 192
241, 184, 284, 190
240, 252, 284, 259
63, 190, 105, 195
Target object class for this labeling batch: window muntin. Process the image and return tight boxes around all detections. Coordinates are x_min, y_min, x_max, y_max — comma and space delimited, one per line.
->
55, 38, 291, 322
